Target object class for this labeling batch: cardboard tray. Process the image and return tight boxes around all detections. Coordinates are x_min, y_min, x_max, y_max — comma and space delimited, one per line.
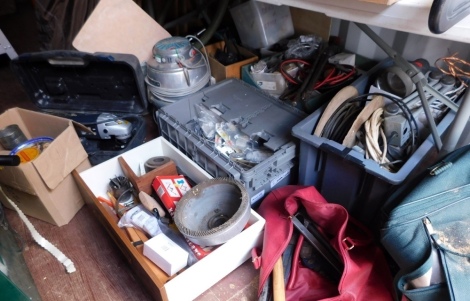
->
202, 41, 258, 82
10, 50, 148, 165
74, 137, 265, 301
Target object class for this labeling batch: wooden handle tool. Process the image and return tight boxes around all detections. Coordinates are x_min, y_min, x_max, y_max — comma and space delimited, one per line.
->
273, 257, 286, 301
138, 191, 166, 218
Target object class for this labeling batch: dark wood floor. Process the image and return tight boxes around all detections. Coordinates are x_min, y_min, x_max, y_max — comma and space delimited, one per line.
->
0, 3, 259, 301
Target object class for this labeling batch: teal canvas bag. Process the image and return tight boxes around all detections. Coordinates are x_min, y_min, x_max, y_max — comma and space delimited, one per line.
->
380, 145, 470, 301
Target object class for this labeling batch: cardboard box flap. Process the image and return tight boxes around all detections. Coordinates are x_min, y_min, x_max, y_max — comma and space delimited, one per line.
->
32, 121, 88, 190
72, 121, 93, 135
72, 0, 171, 64
0, 162, 38, 195
15, 108, 70, 138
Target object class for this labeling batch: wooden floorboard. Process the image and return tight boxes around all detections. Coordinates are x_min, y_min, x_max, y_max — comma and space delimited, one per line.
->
5, 206, 153, 301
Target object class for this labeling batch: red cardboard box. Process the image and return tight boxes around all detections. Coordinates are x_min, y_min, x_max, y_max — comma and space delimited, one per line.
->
152, 175, 191, 216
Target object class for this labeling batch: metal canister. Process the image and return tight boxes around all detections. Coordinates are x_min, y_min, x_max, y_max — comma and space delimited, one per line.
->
0, 124, 27, 150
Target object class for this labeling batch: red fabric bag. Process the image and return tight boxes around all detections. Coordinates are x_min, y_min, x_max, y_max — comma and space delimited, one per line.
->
255, 185, 395, 301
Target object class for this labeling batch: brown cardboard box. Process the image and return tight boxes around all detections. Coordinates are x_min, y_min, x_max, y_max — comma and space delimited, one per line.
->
203, 41, 258, 82
290, 7, 332, 40
0, 108, 91, 226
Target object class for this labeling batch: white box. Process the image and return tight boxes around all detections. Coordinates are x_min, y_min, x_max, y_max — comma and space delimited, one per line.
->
75, 137, 265, 301
144, 233, 189, 276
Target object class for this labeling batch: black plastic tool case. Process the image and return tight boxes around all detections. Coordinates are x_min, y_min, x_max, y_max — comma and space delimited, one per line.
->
10, 51, 148, 165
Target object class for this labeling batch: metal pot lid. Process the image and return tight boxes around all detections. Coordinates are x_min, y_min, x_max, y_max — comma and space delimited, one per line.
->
149, 36, 203, 68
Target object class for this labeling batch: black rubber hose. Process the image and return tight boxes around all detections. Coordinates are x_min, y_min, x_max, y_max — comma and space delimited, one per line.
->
199, 0, 229, 45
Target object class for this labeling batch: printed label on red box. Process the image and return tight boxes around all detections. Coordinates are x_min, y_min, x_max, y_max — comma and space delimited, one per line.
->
160, 179, 182, 198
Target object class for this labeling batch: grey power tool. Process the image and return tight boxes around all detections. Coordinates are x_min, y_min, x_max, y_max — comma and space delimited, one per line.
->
72, 113, 133, 145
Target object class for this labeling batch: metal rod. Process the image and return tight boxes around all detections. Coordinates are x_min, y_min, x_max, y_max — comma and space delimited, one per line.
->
416, 81, 443, 150
353, 22, 462, 151
423, 84, 459, 112
354, 23, 409, 70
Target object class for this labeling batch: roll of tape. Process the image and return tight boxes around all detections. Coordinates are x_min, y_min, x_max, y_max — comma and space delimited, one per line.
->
376, 66, 415, 98
144, 156, 171, 173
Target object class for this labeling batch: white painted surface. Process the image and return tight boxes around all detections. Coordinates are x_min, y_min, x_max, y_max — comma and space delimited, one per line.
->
258, 0, 470, 43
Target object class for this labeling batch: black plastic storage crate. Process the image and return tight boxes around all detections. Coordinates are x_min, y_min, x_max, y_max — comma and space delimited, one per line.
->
291, 59, 458, 226
156, 79, 305, 205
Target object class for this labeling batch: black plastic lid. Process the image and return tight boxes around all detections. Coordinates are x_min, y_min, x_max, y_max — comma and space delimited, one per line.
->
10, 51, 148, 115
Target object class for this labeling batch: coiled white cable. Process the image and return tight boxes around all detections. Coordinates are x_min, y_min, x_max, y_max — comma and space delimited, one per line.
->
0, 186, 76, 274
364, 108, 392, 171
187, 35, 212, 76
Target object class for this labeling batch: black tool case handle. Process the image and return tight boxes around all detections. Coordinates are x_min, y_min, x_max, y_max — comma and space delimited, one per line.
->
10, 50, 148, 115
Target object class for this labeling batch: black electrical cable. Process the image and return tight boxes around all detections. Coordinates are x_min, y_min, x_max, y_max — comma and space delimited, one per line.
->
320, 92, 420, 156
321, 96, 368, 142
322, 102, 364, 143
294, 43, 329, 105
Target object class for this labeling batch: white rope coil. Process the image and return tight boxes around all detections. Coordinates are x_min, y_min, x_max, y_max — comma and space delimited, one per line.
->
364, 108, 393, 171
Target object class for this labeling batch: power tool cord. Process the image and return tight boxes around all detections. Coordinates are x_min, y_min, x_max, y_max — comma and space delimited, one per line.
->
320, 92, 420, 169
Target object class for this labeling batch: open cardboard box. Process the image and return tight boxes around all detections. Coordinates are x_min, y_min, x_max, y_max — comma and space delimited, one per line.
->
203, 41, 258, 82
0, 108, 91, 226
74, 137, 265, 301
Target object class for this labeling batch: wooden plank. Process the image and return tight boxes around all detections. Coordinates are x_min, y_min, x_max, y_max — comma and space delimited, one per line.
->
290, 7, 331, 40
358, 0, 400, 5
72, 0, 171, 64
